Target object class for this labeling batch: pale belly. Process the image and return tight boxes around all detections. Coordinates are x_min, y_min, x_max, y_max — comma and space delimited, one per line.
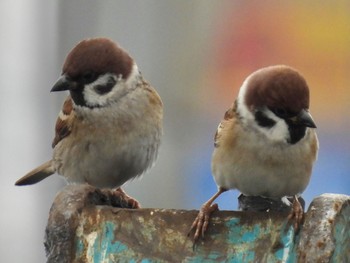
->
213, 160, 311, 198
53, 134, 159, 188
212, 138, 315, 198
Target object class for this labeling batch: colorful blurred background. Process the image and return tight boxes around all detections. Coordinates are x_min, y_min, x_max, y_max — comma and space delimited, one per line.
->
1, 1, 349, 262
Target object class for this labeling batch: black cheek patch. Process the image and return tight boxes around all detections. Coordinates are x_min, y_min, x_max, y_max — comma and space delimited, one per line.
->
255, 111, 276, 128
94, 77, 116, 95
69, 85, 86, 107
287, 124, 307, 144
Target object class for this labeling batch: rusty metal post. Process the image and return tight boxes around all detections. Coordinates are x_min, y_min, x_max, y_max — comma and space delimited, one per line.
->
45, 185, 350, 263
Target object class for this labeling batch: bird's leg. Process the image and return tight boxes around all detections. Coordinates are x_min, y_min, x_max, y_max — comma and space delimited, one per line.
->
110, 188, 141, 209
189, 187, 227, 242
287, 195, 304, 231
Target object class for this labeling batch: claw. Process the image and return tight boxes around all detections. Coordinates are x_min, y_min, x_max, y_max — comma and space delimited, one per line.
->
188, 188, 227, 245
109, 188, 141, 208
190, 202, 219, 243
287, 195, 304, 232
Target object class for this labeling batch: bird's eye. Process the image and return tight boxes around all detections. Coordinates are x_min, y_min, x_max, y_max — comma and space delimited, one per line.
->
274, 108, 287, 116
81, 71, 97, 84
271, 108, 295, 119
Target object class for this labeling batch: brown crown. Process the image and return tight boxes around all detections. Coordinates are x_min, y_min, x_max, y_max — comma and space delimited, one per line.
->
62, 38, 133, 79
244, 65, 310, 113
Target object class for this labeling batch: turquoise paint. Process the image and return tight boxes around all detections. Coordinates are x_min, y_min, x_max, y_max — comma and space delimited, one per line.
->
104, 222, 128, 254
176, 218, 298, 263
225, 217, 240, 228
225, 217, 266, 244
75, 239, 84, 257
207, 252, 221, 260
241, 224, 261, 243
225, 218, 242, 245
140, 259, 153, 263
332, 222, 344, 261
224, 217, 261, 261
227, 250, 255, 263
273, 223, 297, 263
331, 206, 350, 263
109, 240, 128, 254
223, 217, 299, 262
186, 247, 222, 262
185, 257, 202, 263
186, 255, 221, 263
185, 249, 222, 263
91, 221, 128, 262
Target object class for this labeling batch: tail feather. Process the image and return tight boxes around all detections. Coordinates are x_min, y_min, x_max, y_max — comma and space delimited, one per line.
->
15, 160, 55, 186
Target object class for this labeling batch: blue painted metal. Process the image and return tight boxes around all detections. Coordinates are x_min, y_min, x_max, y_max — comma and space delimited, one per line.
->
75, 211, 299, 262
45, 186, 350, 262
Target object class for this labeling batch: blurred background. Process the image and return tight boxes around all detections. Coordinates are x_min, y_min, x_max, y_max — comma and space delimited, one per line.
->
1, 1, 349, 262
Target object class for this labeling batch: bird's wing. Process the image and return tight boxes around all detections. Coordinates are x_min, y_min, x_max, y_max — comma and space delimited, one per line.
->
214, 103, 236, 148
15, 96, 74, 186
52, 96, 74, 148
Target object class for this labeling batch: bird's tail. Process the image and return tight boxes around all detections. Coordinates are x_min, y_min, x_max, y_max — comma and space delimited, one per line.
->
15, 160, 55, 186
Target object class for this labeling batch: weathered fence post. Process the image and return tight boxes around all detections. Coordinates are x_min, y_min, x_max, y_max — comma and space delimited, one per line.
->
45, 185, 350, 262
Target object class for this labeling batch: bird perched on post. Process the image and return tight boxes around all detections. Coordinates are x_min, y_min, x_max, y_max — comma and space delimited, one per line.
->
15, 38, 163, 207
190, 65, 318, 241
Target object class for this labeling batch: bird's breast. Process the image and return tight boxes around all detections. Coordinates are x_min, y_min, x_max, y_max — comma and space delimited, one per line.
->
52, 103, 162, 188
212, 127, 318, 198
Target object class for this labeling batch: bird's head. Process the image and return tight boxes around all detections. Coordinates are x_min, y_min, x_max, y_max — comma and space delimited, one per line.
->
51, 38, 139, 109
237, 65, 316, 144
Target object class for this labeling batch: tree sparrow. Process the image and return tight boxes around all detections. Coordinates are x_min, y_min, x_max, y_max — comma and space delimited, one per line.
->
190, 65, 318, 241
15, 38, 163, 207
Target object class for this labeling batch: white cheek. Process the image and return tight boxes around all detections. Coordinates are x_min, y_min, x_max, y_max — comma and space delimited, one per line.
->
82, 63, 140, 108
83, 86, 105, 106
83, 74, 121, 107
125, 63, 139, 87
237, 76, 290, 143
261, 115, 289, 143
241, 107, 290, 143
236, 78, 255, 123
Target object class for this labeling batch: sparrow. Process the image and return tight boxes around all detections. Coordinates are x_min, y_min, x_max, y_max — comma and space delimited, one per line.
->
15, 38, 163, 207
190, 65, 318, 241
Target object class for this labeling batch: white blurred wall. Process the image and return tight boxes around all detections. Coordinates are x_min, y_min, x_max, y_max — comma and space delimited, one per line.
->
0, 1, 60, 262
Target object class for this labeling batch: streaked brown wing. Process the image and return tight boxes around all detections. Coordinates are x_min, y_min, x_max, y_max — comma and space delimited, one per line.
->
214, 103, 236, 148
52, 96, 74, 148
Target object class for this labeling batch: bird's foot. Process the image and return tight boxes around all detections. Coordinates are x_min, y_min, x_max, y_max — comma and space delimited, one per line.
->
189, 202, 219, 243
108, 188, 141, 209
287, 195, 304, 232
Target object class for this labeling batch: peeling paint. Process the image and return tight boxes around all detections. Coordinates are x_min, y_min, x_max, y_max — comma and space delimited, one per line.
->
73, 205, 347, 262
330, 203, 350, 262
273, 224, 296, 263
45, 186, 350, 262
225, 217, 242, 245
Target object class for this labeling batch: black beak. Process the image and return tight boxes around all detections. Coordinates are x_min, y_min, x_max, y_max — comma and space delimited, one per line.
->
293, 109, 317, 128
51, 75, 77, 92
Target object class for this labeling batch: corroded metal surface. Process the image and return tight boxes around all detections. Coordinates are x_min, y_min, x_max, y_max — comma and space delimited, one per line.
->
74, 208, 295, 262
45, 185, 137, 263
45, 186, 350, 263
297, 194, 350, 263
